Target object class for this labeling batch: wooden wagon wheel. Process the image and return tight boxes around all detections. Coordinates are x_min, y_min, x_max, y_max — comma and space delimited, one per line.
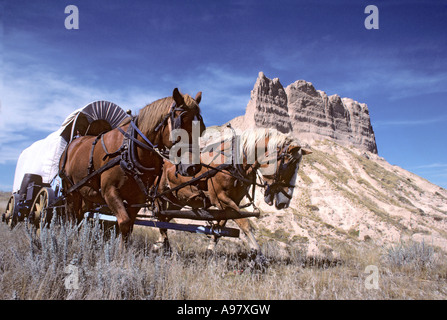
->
2, 194, 21, 229
29, 187, 55, 228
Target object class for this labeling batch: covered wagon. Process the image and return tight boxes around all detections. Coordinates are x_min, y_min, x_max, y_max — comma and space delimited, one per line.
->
3, 101, 130, 227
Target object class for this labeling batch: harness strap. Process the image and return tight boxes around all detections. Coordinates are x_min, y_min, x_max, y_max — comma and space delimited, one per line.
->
154, 102, 191, 133
117, 126, 154, 152
154, 112, 171, 132
66, 156, 122, 195
129, 118, 156, 149
60, 119, 158, 199
100, 132, 124, 160
153, 163, 232, 200
87, 134, 103, 175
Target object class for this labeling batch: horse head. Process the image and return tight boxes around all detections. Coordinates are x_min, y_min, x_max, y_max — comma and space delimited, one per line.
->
163, 88, 205, 177
260, 138, 312, 210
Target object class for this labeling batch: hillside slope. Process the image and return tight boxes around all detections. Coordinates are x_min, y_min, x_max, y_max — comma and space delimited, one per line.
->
240, 139, 447, 256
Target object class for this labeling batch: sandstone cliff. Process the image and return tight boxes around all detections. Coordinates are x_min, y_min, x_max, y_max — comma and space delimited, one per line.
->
229, 72, 378, 153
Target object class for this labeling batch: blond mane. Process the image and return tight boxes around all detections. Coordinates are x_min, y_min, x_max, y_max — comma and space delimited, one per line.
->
200, 126, 301, 164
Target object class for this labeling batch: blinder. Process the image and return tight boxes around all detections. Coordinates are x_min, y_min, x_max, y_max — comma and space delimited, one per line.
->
273, 144, 301, 187
171, 107, 186, 131
173, 112, 204, 177
263, 144, 302, 208
155, 102, 186, 133
156, 102, 203, 177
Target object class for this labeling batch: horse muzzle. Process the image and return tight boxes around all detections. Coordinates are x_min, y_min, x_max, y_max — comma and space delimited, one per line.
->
274, 191, 292, 210
264, 193, 274, 206
176, 163, 202, 177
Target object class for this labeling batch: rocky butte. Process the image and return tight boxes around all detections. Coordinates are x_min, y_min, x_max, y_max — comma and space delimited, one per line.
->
229, 71, 378, 154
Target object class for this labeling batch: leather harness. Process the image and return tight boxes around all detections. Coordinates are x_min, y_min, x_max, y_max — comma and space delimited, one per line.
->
58, 102, 188, 201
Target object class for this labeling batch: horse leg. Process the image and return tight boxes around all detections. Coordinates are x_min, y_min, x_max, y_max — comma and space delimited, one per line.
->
209, 190, 268, 270
206, 187, 242, 254
153, 216, 172, 254
126, 206, 140, 238
64, 192, 83, 223
102, 187, 132, 240
233, 218, 260, 253
233, 218, 268, 271
206, 219, 226, 254
152, 198, 172, 254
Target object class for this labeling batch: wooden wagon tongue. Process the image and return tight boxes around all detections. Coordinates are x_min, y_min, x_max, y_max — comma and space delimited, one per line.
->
157, 208, 260, 221
84, 208, 259, 239
83, 211, 246, 238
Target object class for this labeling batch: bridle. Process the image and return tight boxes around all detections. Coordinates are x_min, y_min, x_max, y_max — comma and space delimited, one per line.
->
155, 102, 203, 138
263, 143, 301, 200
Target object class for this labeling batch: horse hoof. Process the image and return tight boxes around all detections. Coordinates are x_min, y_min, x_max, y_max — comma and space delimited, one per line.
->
152, 241, 172, 256
205, 248, 215, 258
152, 243, 162, 253
248, 250, 269, 272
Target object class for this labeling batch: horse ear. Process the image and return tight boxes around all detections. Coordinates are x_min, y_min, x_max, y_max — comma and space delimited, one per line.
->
195, 91, 202, 104
288, 145, 313, 156
173, 88, 184, 106
301, 148, 312, 155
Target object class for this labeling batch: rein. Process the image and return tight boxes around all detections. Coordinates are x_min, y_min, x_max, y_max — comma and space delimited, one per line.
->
261, 142, 301, 200
152, 125, 265, 210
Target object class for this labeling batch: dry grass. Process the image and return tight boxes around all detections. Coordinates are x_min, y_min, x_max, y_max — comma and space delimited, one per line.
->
0, 191, 10, 213
1, 216, 446, 300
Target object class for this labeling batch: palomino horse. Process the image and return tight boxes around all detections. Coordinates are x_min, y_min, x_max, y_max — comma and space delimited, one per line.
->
154, 127, 311, 267
59, 89, 204, 239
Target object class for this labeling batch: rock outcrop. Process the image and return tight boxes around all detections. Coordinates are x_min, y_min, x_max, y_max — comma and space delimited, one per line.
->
241, 72, 292, 133
229, 72, 378, 154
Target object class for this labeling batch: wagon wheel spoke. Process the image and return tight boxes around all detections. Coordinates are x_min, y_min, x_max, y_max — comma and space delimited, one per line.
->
4, 199, 13, 221
37, 194, 46, 212
30, 188, 54, 228
3, 194, 20, 229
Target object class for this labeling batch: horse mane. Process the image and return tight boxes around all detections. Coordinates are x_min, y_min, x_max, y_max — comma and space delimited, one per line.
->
200, 126, 301, 162
240, 128, 300, 161
121, 94, 201, 134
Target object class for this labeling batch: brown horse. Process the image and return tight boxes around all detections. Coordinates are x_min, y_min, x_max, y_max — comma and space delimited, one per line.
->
59, 89, 203, 238
154, 127, 311, 266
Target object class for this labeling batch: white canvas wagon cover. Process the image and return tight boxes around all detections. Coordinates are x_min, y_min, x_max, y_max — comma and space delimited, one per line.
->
13, 101, 130, 192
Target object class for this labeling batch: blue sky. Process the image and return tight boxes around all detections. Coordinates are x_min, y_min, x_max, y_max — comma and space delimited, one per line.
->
1, 0, 446, 190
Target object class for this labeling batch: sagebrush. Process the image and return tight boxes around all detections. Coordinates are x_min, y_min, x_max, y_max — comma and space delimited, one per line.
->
0, 217, 446, 300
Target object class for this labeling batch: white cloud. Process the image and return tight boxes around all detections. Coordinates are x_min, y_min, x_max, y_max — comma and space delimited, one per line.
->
373, 116, 447, 128
0, 51, 260, 170
412, 163, 447, 169
409, 163, 447, 189
0, 59, 256, 168
160, 64, 253, 125
0, 62, 161, 165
